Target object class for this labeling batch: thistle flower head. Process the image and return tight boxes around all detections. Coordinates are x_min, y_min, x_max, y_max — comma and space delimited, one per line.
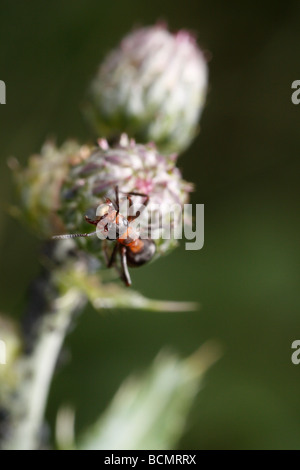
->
61, 134, 193, 256
85, 24, 208, 154
11, 135, 192, 261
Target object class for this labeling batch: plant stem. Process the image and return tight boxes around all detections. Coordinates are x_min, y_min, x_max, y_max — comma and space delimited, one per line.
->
2, 242, 86, 450
9, 290, 85, 450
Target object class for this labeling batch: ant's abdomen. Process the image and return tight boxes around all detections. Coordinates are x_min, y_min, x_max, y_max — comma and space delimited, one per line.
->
126, 239, 156, 267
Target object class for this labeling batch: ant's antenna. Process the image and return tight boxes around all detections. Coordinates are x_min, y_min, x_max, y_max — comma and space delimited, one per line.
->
115, 185, 119, 209
52, 231, 99, 240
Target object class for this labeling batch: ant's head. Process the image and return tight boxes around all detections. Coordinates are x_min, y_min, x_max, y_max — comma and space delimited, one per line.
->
96, 199, 116, 220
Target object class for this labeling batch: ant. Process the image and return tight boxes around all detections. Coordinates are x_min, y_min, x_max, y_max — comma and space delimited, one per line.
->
52, 186, 156, 286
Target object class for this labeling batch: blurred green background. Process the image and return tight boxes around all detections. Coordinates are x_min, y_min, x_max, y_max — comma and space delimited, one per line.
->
0, 0, 299, 449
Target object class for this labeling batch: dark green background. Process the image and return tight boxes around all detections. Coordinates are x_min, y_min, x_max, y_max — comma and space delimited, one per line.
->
0, 0, 299, 449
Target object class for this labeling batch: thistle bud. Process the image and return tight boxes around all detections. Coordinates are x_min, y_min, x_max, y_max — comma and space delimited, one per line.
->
85, 25, 208, 154
9, 141, 91, 237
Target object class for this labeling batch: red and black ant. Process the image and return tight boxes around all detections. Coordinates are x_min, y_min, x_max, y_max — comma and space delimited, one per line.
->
52, 186, 156, 286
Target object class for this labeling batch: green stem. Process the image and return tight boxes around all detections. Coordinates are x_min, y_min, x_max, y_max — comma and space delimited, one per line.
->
3, 287, 85, 449
2, 242, 87, 450
8, 289, 85, 450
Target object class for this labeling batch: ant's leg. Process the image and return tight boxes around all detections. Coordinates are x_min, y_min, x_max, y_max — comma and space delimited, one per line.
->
102, 239, 110, 266
116, 189, 133, 220
120, 246, 131, 287
125, 194, 135, 221
125, 191, 149, 207
85, 215, 99, 226
124, 192, 150, 222
127, 195, 133, 208
105, 242, 119, 268
103, 241, 125, 283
